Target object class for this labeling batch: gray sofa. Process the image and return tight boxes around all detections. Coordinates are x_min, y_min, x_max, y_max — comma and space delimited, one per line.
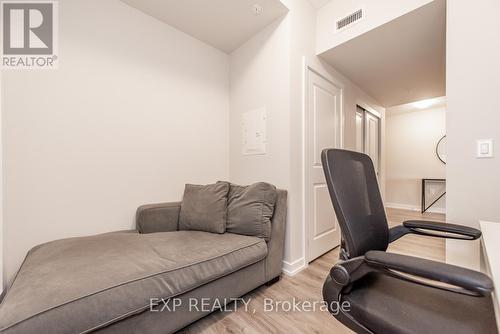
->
0, 187, 287, 334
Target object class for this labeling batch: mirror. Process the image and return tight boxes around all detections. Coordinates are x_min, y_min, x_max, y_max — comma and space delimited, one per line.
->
436, 135, 446, 164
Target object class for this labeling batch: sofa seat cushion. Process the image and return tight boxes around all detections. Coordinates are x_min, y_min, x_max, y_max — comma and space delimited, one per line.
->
0, 231, 267, 334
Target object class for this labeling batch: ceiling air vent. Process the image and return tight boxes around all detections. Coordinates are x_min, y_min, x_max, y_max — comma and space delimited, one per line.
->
336, 8, 364, 32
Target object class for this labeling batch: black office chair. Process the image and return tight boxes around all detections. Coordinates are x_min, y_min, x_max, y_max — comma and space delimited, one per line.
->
321, 149, 497, 334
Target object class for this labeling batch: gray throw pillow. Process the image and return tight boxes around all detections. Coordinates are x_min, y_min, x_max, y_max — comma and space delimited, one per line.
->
226, 182, 277, 241
179, 182, 229, 234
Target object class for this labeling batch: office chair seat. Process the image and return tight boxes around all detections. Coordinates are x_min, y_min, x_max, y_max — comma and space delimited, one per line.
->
343, 272, 497, 334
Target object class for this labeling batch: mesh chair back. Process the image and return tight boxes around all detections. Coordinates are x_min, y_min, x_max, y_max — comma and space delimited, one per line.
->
321, 149, 389, 258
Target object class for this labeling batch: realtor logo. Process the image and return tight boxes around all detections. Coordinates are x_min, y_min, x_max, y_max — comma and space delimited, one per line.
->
1, 1, 58, 69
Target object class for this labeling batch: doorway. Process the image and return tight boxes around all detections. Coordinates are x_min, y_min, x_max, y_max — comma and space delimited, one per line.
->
305, 69, 342, 262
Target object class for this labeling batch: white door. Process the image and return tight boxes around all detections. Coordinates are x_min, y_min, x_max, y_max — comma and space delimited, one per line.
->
306, 70, 342, 262
364, 112, 380, 175
355, 110, 364, 152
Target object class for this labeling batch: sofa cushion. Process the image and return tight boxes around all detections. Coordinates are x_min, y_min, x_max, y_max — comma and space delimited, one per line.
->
179, 182, 229, 234
0, 231, 267, 334
227, 182, 277, 241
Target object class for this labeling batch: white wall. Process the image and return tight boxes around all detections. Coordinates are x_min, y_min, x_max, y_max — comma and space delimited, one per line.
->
446, 0, 500, 270
229, 14, 297, 271
230, 0, 384, 274
385, 106, 446, 212
316, 0, 433, 54
2, 0, 230, 286
229, 18, 290, 188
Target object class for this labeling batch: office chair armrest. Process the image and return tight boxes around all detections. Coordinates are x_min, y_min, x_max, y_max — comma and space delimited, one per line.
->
365, 250, 493, 296
404, 220, 481, 239
389, 220, 481, 242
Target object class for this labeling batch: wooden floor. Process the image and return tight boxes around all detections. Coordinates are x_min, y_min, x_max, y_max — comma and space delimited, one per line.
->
180, 208, 445, 334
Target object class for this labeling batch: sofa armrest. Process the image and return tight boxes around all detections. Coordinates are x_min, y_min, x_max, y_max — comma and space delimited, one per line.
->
265, 189, 287, 281
136, 202, 181, 234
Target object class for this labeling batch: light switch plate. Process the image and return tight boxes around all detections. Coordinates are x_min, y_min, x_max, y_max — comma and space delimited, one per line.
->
477, 139, 493, 158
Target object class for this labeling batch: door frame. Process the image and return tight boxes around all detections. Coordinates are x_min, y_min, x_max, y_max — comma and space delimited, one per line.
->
303, 65, 344, 263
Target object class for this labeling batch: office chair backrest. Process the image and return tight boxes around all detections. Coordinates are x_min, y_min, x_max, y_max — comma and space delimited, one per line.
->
321, 149, 389, 258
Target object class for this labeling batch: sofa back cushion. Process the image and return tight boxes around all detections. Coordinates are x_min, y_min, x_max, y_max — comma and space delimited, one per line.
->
179, 182, 229, 234
227, 182, 277, 241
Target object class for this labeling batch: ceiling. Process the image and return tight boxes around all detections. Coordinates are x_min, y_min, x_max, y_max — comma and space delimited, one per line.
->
120, 0, 289, 54
308, 0, 331, 9
319, 0, 446, 107
386, 96, 446, 115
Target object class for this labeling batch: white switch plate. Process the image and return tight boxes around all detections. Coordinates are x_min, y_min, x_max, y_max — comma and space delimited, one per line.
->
477, 139, 493, 158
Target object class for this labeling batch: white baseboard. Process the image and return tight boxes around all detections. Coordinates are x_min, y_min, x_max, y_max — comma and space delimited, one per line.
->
282, 257, 307, 276
385, 202, 446, 214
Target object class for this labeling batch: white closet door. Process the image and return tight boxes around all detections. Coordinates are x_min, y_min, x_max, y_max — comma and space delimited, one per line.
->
355, 110, 364, 152
364, 111, 380, 175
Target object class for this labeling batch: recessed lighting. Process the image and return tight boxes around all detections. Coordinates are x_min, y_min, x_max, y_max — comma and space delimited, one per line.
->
413, 99, 434, 109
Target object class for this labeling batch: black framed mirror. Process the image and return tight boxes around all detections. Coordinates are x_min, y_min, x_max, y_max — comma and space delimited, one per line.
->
436, 135, 446, 164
